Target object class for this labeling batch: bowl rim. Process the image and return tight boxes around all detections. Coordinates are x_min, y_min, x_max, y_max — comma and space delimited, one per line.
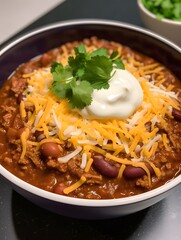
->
0, 19, 181, 54
0, 19, 181, 207
137, 0, 181, 25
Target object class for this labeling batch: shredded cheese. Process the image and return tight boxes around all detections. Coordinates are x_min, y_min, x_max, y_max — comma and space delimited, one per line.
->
117, 164, 126, 179
84, 158, 94, 173
20, 128, 30, 159
58, 146, 82, 163
63, 176, 87, 195
20, 101, 26, 119
80, 153, 87, 169
19, 42, 180, 194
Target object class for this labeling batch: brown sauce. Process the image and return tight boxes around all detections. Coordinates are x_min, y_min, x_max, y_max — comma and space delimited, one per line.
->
0, 37, 181, 199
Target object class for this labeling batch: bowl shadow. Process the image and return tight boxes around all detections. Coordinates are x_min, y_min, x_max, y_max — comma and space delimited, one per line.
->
11, 191, 161, 240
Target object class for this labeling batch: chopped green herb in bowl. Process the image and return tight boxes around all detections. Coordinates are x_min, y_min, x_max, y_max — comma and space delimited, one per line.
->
141, 0, 181, 21
137, 0, 181, 46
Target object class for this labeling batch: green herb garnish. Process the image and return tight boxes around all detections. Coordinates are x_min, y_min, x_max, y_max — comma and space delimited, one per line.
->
141, 0, 181, 21
50, 44, 125, 109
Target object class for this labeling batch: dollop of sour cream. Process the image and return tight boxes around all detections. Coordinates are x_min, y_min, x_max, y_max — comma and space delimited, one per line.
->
79, 69, 143, 119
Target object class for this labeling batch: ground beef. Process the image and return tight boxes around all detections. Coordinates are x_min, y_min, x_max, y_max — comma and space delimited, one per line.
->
0, 37, 181, 199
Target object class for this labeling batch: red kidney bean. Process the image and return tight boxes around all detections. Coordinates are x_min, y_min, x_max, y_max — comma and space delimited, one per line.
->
53, 183, 66, 195
123, 163, 154, 179
172, 107, 181, 121
40, 142, 62, 158
17, 93, 25, 104
92, 155, 118, 178
34, 130, 45, 142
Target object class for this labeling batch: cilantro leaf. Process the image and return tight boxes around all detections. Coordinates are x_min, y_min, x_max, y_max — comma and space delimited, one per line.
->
51, 80, 72, 99
51, 62, 72, 84
68, 44, 87, 78
68, 54, 86, 78
50, 62, 73, 99
68, 80, 93, 109
110, 51, 125, 69
113, 58, 125, 69
50, 44, 125, 109
82, 55, 112, 89
90, 48, 108, 57
110, 51, 119, 59
74, 44, 87, 54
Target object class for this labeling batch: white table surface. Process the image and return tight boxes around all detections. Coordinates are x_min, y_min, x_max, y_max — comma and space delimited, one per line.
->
0, 0, 64, 44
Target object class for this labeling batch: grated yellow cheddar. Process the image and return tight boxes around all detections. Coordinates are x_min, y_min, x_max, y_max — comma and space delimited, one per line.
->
19, 43, 180, 194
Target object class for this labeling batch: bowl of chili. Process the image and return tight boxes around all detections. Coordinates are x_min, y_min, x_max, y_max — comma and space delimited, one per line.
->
0, 19, 181, 219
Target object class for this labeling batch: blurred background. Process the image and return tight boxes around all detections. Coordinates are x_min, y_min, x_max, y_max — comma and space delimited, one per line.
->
0, 0, 143, 46
0, 0, 64, 44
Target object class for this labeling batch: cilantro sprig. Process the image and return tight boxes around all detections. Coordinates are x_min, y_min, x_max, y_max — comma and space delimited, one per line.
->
50, 44, 125, 109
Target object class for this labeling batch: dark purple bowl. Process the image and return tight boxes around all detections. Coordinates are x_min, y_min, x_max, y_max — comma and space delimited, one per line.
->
0, 19, 181, 219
